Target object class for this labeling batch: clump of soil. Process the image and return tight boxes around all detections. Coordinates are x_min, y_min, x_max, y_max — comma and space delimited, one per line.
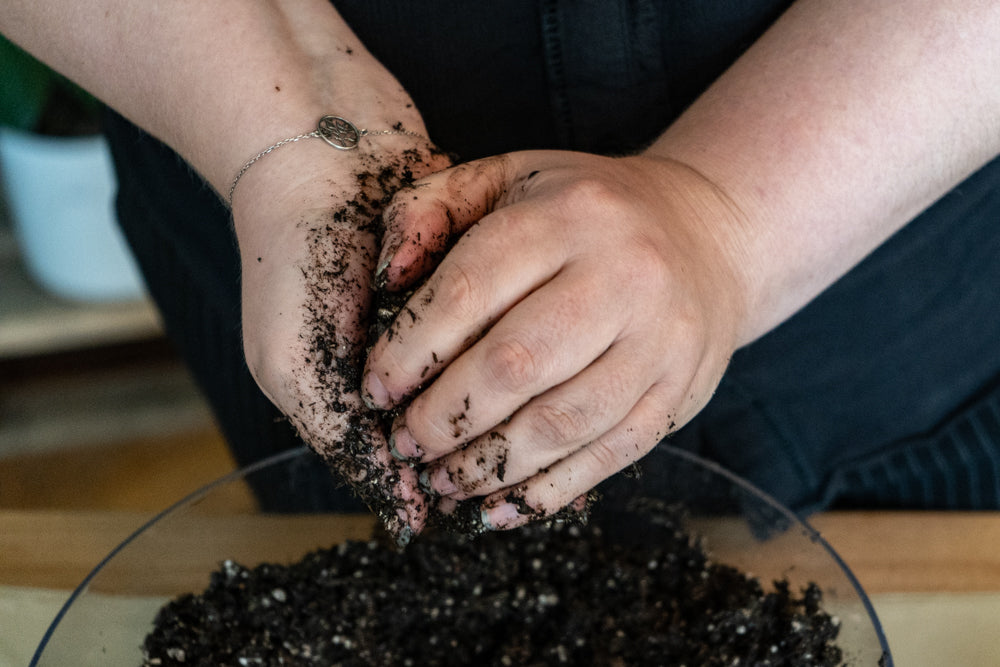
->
141, 506, 848, 666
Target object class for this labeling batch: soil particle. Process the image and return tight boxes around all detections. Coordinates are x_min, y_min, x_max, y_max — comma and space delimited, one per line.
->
142, 505, 847, 666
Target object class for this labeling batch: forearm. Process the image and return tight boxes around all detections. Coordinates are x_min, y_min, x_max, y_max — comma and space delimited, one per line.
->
646, 0, 1000, 344
4, 1, 448, 537
0, 0, 418, 197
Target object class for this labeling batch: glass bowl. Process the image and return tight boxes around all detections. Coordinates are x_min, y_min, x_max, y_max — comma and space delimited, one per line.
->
31, 444, 892, 666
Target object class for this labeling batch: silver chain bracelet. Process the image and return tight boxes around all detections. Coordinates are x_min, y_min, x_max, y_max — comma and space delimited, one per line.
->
227, 115, 428, 205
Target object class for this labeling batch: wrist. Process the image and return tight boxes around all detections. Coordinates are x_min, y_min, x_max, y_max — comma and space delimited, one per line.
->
166, 2, 428, 198
214, 74, 428, 197
630, 152, 765, 347
231, 129, 447, 265
227, 113, 431, 206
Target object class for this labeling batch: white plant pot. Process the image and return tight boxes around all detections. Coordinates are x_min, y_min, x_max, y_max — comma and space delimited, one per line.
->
0, 126, 145, 302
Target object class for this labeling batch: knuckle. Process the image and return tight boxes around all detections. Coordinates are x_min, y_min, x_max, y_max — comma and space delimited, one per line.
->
623, 237, 670, 287
436, 430, 519, 498
405, 400, 458, 457
603, 368, 634, 406
527, 400, 590, 448
448, 452, 492, 494
432, 259, 485, 322
582, 439, 624, 475
483, 334, 544, 392
381, 194, 408, 228
473, 206, 536, 252
521, 479, 573, 519
558, 176, 619, 212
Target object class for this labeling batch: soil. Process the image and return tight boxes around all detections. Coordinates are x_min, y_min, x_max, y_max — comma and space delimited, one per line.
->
291, 144, 449, 541
141, 504, 850, 666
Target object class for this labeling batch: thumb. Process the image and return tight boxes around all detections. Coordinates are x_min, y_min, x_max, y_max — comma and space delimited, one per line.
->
376, 154, 521, 290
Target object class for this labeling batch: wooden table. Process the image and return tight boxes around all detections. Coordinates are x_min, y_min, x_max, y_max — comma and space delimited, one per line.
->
2, 510, 999, 665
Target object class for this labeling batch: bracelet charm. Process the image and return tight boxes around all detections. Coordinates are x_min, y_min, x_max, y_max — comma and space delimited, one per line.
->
318, 115, 362, 150
227, 114, 428, 206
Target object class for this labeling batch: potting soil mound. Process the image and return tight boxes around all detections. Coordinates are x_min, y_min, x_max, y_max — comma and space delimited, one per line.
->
141, 511, 846, 666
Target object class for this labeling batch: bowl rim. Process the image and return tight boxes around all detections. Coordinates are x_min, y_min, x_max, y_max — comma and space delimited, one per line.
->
31, 443, 893, 666
30, 446, 306, 665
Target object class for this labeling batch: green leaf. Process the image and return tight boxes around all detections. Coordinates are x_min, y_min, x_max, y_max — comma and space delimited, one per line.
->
0, 35, 56, 131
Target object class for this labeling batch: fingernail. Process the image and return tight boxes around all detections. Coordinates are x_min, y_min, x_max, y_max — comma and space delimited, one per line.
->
362, 371, 390, 409
389, 439, 409, 462
427, 466, 458, 496
481, 502, 524, 531
395, 524, 413, 547
392, 508, 414, 547
374, 255, 393, 287
418, 468, 434, 494
389, 423, 423, 460
374, 238, 399, 287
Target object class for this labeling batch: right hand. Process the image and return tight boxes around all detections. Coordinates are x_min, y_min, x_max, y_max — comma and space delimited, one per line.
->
361, 152, 752, 531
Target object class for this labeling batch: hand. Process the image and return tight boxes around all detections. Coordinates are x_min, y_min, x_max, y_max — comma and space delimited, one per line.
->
362, 151, 754, 530
233, 132, 451, 543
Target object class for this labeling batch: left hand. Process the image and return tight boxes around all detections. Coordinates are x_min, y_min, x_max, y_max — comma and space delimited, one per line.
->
233, 127, 451, 542
361, 150, 755, 530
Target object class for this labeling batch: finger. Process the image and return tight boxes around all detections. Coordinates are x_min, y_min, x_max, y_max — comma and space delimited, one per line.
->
418, 335, 663, 499
363, 152, 561, 410
363, 196, 567, 411
376, 155, 518, 290
478, 386, 676, 531
385, 262, 631, 462
366, 430, 430, 540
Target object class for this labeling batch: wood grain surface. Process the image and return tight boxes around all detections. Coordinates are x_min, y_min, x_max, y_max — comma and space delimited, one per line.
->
2, 510, 998, 595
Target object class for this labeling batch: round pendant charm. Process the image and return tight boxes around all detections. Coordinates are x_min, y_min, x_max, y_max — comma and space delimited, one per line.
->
317, 115, 362, 150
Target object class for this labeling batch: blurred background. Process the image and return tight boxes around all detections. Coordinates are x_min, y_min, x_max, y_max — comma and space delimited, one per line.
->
0, 181, 252, 516
0, 32, 254, 517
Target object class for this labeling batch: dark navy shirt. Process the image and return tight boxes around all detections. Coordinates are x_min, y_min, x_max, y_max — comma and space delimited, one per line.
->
104, 0, 1000, 513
